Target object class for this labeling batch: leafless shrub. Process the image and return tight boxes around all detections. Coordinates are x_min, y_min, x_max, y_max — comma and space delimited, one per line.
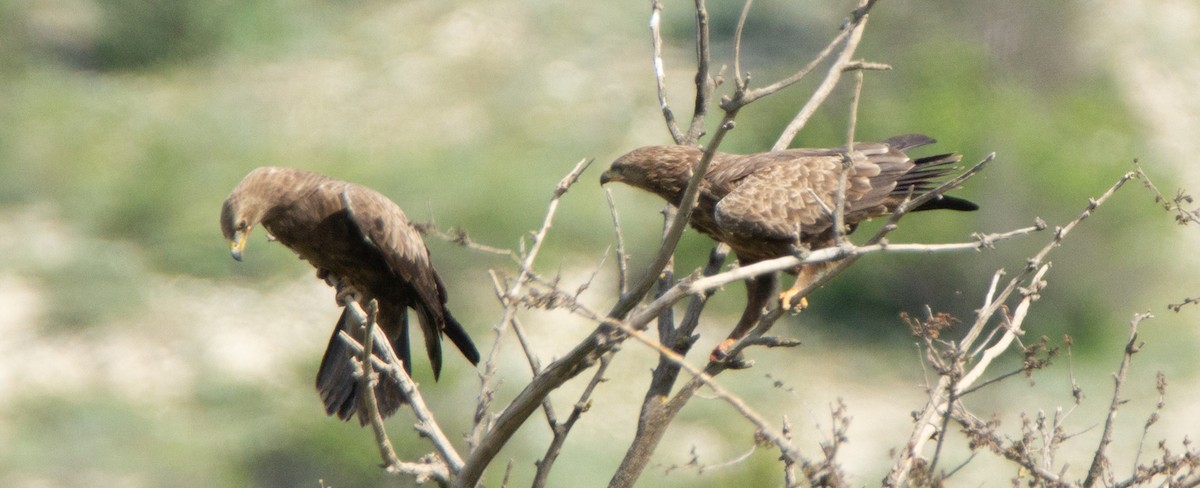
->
317, 2, 1200, 487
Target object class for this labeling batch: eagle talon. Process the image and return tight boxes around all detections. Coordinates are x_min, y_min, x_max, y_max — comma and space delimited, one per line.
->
710, 338, 755, 369
779, 289, 808, 313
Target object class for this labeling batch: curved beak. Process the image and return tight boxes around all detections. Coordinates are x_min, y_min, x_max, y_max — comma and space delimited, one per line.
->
229, 230, 249, 262
599, 169, 620, 185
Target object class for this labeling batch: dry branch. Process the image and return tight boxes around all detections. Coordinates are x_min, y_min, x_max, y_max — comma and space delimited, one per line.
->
887, 171, 1139, 485
1084, 312, 1153, 487
336, 298, 463, 483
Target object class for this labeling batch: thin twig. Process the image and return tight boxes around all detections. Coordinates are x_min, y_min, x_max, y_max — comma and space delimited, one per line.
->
604, 188, 631, 295
772, 1, 872, 150
732, 0, 754, 91
658, 223, 1036, 308
352, 299, 405, 472
684, 0, 714, 144
833, 69, 865, 246
1083, 312, 1153, 487
721, 1, 880, 112
888, 171, 1139, 486
532, 352, 613, 487
469, 158, 592, 451
337, 300, 465, 475
649, 0, 684, 143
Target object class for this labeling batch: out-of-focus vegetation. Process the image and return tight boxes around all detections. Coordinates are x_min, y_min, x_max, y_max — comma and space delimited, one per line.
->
1, 0, 1196, 486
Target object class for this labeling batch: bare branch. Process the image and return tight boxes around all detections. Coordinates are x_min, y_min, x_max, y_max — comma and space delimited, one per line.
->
469, 158, 592, 451
601, 315, 809, 488
649, 0, 685, 143
888, 171, 1139, 485
604, 188, 631, 296
415, 221, 516, 258
1134, 164, 1200, 226
684, 0, 714, 144
732, 0, 754, 91
610, 243, 728, 486
350, 299, 406, 474
772, 1, 873, 150
833, 69, 866, 246
721, 0, 881, 112
532, 352, 613, 487
337, 299, 465, 478
1084, 312, 1154, 487
679, 223, 1035, 303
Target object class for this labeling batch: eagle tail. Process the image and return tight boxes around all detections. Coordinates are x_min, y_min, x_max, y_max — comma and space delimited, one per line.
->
411, 290, 480, 380
442, 308, 481, 366
896, 151, 979, 212
315, 307, 409, 425
413, 303, 444, 381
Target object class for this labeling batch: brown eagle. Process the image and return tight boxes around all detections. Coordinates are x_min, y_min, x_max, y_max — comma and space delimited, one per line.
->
221, 167, 479, 423
600, 134, 977, 361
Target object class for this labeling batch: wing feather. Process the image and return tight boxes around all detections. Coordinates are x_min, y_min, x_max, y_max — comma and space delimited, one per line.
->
340, 185, 448, 376
714, 154, 845, 242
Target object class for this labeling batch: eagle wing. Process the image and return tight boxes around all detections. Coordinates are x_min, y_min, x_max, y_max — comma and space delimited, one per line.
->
334, 182, 449, 374
712, 151, 873, 243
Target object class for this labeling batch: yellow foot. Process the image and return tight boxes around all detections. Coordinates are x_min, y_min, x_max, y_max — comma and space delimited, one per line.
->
779, 288, 809, 312
710, 338, 737, 362
710, 338, 754, 369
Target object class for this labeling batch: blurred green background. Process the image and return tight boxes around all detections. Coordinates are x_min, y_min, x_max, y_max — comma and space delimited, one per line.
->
1, 0, 1197, 486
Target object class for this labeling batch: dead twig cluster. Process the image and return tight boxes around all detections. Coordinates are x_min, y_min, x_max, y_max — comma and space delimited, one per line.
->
886, 168, 1200, 486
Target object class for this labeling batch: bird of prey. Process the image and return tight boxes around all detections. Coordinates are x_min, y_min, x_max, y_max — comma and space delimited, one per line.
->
600, 134, 977, 362
221, 167, 480, 423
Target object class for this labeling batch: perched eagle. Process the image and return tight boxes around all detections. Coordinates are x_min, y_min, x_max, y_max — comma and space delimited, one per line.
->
600, 134, 977, 361
220, 167, 479, 423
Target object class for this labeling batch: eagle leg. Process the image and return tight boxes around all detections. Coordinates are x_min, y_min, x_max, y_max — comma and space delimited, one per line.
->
779, 265, 817, 313
711, 273, 777, 369
333, 279, 364, 306
778, 238, 822, 312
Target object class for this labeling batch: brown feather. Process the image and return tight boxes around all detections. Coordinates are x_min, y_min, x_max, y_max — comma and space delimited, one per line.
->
601, 136, 978, 360
220, 167, 479, 424
603, 136, 976, 265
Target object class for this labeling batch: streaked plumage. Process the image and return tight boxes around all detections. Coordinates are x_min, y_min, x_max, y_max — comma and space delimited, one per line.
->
220, 167, 479, 423
600, 134, 977, 361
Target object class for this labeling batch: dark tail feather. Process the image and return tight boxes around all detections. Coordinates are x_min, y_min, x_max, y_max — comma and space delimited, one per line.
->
413, 303, 479, 381
894, 151, 979, 212
913, 194, 979, 212
413, 302, 444, 381
443, 309, 481, 365
315, 307, 408, 425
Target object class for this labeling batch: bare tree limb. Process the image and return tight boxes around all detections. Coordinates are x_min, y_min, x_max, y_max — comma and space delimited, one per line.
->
1084, 312, 1154, 487
532, 352, 613, 487
721, 1, 879, 112
732, 0, 753, 92
337, 299, 464, 480
683, 0, 714, 145
349, 299, 406, 474
649, 0, 685, 144
604, 188, 631, 296
888, 171, 1139, 485
468, 158, 593, 452
772, 1, 872, 150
